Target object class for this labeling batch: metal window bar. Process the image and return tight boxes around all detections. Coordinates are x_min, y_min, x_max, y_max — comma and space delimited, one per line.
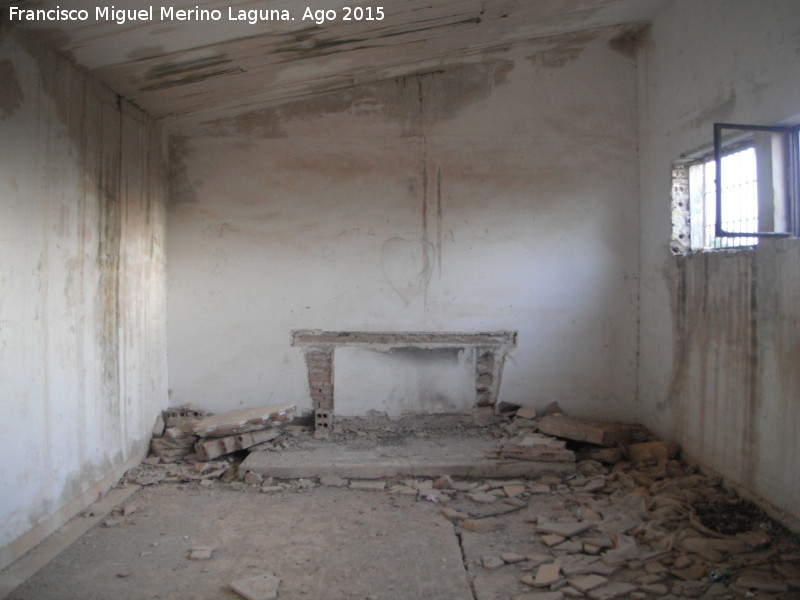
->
691, 149, 758, 250
714, 122, 797, 240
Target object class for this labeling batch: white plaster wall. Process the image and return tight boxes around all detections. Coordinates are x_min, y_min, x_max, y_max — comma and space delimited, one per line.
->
167, 30, 641, 421
335, 347, 476, 417
637, 0, 800, 527
0, 26, 168, 566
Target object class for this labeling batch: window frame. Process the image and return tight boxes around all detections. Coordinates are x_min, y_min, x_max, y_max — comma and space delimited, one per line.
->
713, 122, 800, 240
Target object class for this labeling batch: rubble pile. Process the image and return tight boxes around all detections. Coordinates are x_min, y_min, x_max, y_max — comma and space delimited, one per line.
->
490, 404, 681, 472
141, 403, 296, 482
149, 404, 208, 463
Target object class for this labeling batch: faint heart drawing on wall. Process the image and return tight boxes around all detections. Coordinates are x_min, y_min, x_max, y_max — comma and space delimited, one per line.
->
380, 237, 435, 305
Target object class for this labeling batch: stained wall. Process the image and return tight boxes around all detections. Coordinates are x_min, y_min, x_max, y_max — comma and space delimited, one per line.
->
166, 29, 641, 420
637, 0, 800, 527
0, 25, 168, 566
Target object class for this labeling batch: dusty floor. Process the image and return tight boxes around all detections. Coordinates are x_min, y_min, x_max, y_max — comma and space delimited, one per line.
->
6, 438, 800, 600
8, 483, 473, 600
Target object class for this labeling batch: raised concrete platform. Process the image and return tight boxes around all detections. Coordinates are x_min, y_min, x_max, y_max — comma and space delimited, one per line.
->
240, 434, 574, 480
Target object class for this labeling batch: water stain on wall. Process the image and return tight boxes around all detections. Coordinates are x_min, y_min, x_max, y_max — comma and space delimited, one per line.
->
96, 159, 122, 417
608, 25, 649, 58
168, 136, 197, 204
13, 27, 88, 146
666, 251, 761, 483
0, 60, 24, 119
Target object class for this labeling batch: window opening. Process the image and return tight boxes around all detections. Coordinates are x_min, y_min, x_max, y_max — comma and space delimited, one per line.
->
672, 122, 800, 254
689, 145, 759, 250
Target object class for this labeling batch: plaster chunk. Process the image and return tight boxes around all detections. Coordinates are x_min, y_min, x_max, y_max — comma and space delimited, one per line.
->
229, 572, 281, 600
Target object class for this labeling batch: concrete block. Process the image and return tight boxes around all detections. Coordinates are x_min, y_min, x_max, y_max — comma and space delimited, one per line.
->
314, 408, 333, 437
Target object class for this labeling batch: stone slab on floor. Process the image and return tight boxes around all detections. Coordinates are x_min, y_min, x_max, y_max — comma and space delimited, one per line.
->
241, 435, 573, 480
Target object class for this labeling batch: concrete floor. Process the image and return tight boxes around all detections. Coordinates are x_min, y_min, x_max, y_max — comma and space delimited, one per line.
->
4, 447, 800, 600
6, 484, 473, 600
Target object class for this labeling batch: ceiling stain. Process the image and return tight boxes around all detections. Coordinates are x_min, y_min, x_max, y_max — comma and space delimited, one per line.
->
608, 25, 649, 58
5, 0, 671, 128
127, 45, 167, 61
199, 107, 289, 139
197, 59, 515, 138
527, 30, 598, 68
141, 55, 244, 91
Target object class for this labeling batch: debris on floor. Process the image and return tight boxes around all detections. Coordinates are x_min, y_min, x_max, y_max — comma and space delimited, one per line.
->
146, 403, 296, 472
149, 403, 209, 463
191, 404, 296, 438
111, 405, 800, 600
488, 433, 576, 463
187, 545, 215, 561
229, 572, 281, 600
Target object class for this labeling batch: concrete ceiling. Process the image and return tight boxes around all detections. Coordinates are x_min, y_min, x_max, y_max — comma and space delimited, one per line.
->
3, 0, 670, 128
